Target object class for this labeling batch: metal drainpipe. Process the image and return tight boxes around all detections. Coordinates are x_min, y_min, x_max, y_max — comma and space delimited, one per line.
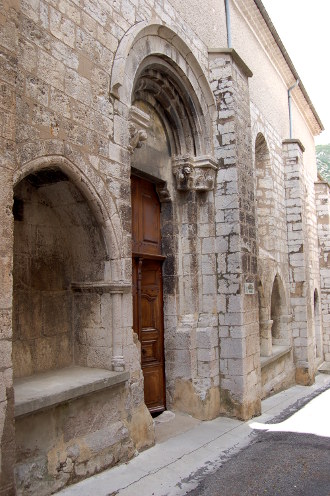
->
288, 79, 299, 139
225, 0, 232, 48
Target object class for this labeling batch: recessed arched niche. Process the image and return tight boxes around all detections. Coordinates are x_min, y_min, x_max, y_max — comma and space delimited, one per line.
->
255, 133, 274, 253
12, 167, 110, 378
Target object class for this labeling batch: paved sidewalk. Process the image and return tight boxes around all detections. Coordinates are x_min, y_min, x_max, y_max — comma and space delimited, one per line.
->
55, 373, 330, 496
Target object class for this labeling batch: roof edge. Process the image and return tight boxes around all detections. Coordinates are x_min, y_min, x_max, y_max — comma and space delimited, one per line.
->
254, 0, 324, 133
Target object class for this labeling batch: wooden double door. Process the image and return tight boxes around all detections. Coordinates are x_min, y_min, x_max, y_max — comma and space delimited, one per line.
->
131, 175, 166, 414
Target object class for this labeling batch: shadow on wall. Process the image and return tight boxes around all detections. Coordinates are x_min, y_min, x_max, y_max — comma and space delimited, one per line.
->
12, 167, 108, 379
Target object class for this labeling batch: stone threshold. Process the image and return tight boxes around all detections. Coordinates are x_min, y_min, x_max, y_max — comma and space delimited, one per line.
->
260, 345, 292, 369
14, 366, 129, 418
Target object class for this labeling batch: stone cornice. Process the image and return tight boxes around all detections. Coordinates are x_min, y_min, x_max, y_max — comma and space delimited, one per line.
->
208, 48, 253, 78
282, 139, 305, 153
315, 175, 330, 188
71, 281, 131, 293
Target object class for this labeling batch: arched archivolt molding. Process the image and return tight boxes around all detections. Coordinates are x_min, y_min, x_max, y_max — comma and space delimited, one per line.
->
13, 156, 123, 270
134, 57, 205, 156
110, 22, 216, 163
110, 22, 215, 109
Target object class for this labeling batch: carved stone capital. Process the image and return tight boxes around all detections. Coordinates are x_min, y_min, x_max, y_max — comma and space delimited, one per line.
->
172, 155, 218, 191
112, 355, 125, 372
128, 106, 150, 154
194, 156, 218, 191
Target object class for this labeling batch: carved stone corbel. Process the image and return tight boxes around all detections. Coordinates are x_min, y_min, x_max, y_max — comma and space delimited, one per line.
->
172, 156, 194, 191
156, 182, 171, 202
172, 155, 218, 191
128, 106, 150, 154
128, 124, 147, 153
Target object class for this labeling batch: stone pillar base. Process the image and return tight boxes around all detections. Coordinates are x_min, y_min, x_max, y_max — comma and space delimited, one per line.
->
295, 366, 315, 386
220, 389, 261, 420
127, 403, 155, 451
172, 379, 220, 421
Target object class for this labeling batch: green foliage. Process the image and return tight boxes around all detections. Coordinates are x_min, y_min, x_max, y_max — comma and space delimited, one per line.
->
316, 144, 330, 183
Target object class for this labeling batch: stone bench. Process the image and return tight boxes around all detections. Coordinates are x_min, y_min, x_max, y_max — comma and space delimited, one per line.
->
260, 345, 292, 369
14, 366, 129, 417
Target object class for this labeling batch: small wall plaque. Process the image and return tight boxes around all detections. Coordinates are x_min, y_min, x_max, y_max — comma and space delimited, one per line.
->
244, 282, 255, 295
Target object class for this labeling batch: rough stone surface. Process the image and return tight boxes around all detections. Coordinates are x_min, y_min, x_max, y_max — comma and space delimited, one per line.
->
315, 181, 330, 360
0, 0, 326, 494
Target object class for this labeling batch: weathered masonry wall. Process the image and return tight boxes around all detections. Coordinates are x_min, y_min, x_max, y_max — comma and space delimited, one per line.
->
0, 0, 325, 494
315, 181, 330, 361
0, 0, 218, 493
0, 0, 198, 493
0, 1, 18, 494
209, 49, 260, 420
251, 103, 295, 398
283, 140, 318, 384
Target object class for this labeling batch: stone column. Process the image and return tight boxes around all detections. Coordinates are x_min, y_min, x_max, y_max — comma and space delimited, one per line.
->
111, 290, 125, 372
260, 320, 273, 356
315, 180, 330, 362
283, 139, 315, 385
209, 49, 260, 419
0, 1, 18, 493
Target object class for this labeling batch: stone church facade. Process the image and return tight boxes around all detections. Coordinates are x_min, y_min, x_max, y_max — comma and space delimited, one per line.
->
0, 0, 328, 494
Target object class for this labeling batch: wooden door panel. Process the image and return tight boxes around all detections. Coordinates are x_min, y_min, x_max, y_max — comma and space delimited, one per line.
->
143, 365, 165, 411
131, 176, 161, 256
131, 178, 140, 254
141, 260, 164, 367
132, 258, 139, 338
141, 296, 157, 329
141, 192, 160, 250
141, 335, 159, 363
131, 175, 166, 414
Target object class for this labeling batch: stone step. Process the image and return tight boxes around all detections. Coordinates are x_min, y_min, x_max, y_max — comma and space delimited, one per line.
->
318, 362, 330, 375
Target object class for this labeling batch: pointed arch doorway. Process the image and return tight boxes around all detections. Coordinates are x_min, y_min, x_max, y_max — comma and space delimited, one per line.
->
131, 174, 166, 414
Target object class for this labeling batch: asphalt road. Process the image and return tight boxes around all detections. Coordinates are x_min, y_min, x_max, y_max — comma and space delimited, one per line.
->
187, 429, 330, 496
187, 387, 330, 496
